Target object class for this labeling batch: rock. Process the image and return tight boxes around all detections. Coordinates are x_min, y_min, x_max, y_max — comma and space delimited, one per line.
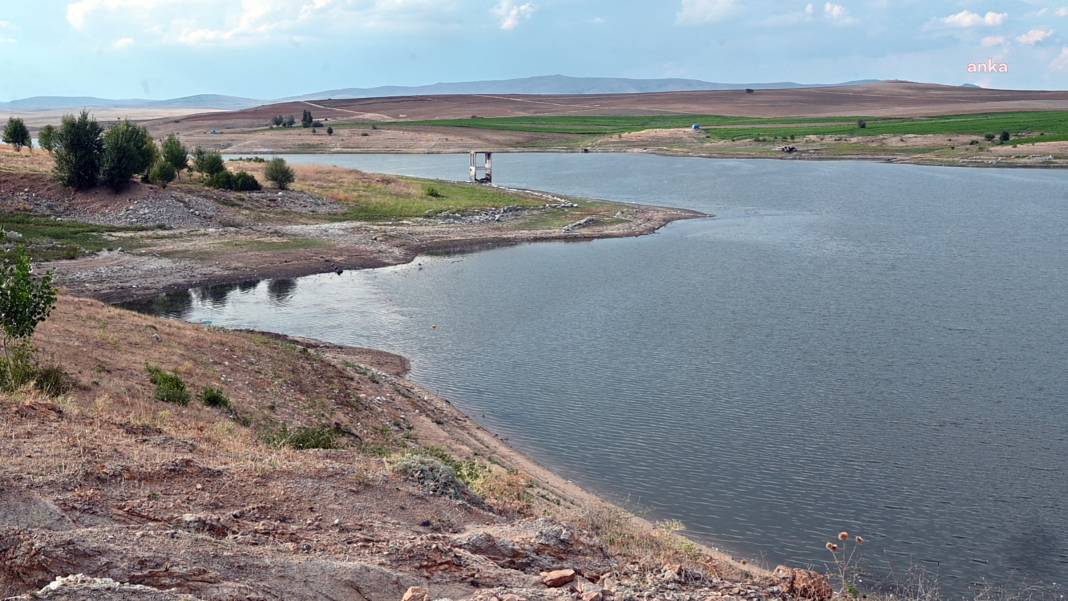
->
4, 230, 23, 241
581, 592, 603, 601
773, 566, 833, 601
401, 585, 430, 601
540, 568, 576, 588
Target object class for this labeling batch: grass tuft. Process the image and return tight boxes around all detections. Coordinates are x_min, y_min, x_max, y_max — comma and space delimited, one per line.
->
146, 365, 190, 406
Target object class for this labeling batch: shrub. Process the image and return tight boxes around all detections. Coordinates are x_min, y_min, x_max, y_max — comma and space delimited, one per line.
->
200, 386, 230, 408
1000, 130, 1011, 142
100, 120, 156, 192
326, 126, 334, 136
37, 125, 57, 153
424, 185, 443, 198
0, 247, 57, 392
193, 148, 226, 176
34, 365, 74, 397
745, 88, 755, 94
53, 111, 104, 190
392, 453, 469, 498
2, 117, 32, 151
984, 133, 996, 142
857, 120, 867, 129
301, 110, 313, 128
206, 170, 234, 190
231, 171, 261, 191
264, 158, 295, 190
161, 134, 189, 175
283, 115, 295, 128
266, 424, 338, 450
271, 115, 284, 127
148, 159, 177, 188
146, 365, 190, 405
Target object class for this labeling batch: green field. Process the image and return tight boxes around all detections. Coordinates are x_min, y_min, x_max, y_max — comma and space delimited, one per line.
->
396, 111, 1068, 144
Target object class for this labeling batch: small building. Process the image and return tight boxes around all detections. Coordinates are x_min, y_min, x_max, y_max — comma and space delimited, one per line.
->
469, 151, 492, 184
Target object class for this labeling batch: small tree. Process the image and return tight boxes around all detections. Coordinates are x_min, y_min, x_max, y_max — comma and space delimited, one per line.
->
148, 159, 177, 188
192, 147, 226, 176
264, 157, 295, 190
2, 117, 31, 152
272, 115, 284, 127
38, 125, 57, 153
326, 126, 334, 136
100, 120, 156, 192
999, 130, 1011, 142
53, 110, 103, 190
161, 134, 188, 177
283, 115, 296, 128
857, 120, 867, 129
301, 110, 313, 128
0, 247, 57, 391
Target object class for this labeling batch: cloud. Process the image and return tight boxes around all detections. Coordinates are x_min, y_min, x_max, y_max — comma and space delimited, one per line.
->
981, 35, 1007, 47
676, 0, 735, 25
1016, 28, 1052, 45
111, 36, 134, 49
939, 10, 1007, 28
1051, 46, 1068, 70
494, 0, 536, 30
823, 2, 855, 24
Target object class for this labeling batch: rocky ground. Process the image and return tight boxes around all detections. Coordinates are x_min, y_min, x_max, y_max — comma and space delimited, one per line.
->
0, 298, 831, 601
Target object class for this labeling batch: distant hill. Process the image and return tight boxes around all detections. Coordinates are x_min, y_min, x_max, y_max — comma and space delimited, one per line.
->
286, 74, 882, 101
0, 94, 262, 112
2, 76, 884, 112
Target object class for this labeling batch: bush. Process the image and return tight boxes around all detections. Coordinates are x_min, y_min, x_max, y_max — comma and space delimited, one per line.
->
326, 126, 334, 136
984, 133, 996, 142
264, 158, 295, 190
283, 115, 295, 128
193, 148, 226, 176
53, 111, 103, 190
424, 185, 443, 198
301, 110, 313, 128
0, 247, 57, 392
3, 117, 31, 151
200, 386, 230, 408
34, 365, 74, 397
231, 171, 261, 191
161, 134, 188, 175
265, 424, 338, 450
857, 120, 867, 129
392, 454, 469, 498
100, 120, 156, 192
38, 125, 57, 153
1000, 130, 1011, 142
146, 365, 190, 405
148, 159, 177, 188
206, 170, 234, 190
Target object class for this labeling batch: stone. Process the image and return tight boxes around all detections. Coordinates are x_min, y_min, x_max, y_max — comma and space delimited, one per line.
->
401, 585, 430, 601
581, 592, 603, 601
772, 566, 832, 601
540, 568, 576, 588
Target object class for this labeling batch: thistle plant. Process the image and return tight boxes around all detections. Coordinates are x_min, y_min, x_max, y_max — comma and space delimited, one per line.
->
825, 530, 865, 598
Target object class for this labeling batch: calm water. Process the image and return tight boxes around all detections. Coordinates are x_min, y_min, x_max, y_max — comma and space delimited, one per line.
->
139, 154, 1068, 594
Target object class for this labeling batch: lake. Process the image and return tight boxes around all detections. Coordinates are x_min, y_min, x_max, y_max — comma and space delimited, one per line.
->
132, 153, 1068, 595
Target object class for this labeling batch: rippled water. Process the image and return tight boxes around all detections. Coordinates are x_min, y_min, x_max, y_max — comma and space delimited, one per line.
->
133, 154, 1068, 595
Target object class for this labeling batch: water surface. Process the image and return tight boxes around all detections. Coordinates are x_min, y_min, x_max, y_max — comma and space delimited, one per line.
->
146, 154, 1068, 594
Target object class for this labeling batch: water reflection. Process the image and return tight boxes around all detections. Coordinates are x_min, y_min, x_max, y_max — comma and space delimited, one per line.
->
266, 278, 298, 304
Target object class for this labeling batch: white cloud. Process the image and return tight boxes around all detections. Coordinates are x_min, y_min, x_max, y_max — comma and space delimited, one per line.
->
676, 0, 735, 25
981, 35, 1007, 47
494, 0, 536, 30
1057, 8, 1068, 17
111, 36, 134, 49
804, 3, 815, 16
940, 10, 1007, 28
1016, 28, 1052, 45
823, 2, 855, 24
1051, 46, 1068, 70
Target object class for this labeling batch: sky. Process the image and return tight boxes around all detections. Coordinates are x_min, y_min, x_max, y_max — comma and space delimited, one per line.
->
2, 0, 1068, 100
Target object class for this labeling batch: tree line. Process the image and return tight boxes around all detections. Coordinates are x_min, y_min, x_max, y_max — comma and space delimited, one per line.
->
3, 113, 295, 192
270, 110, 332, 135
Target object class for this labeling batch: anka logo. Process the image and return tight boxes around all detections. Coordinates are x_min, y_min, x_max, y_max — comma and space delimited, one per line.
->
968, 59, 1009, 73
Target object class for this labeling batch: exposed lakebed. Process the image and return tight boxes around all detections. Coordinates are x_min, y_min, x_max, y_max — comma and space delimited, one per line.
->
129, 153, 1068, 595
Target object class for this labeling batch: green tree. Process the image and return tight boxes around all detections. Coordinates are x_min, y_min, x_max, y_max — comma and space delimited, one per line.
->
857, 120, 868, 129
148, 159, 177, 188
192, 147, 225, 176
1000, 130, 1011, 142
264, 158, 295, 190
2, 117, 32, 152
272, 115, 284, 127
0, 247, 57, 391
161, 134, 188, 178
37, 125, 57, 153
100, 120, 156, 192
232, 171, 261, 191
283, 115, 296, 128
326, 126, 334, 136
301, 110, 313, 128
53, 111, 104, 190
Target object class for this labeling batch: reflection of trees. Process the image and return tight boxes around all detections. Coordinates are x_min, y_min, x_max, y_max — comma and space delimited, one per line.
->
197, 283, 240, 307
237, 280, 260, 293
266, 279, 298, 304
121, 290, 194, 319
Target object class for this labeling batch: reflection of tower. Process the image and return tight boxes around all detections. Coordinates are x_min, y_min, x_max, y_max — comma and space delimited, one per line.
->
267, 279, 298, 304
469, 151, 492, 184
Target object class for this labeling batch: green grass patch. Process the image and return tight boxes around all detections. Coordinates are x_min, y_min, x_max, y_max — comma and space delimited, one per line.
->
329, 178, 546, 221
147, 365, 190, 406
0, 213, 153, 261
264, 424, 340, 450
200, 386, 231, 409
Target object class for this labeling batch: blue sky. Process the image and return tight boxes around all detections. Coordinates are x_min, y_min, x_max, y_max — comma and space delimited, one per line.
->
2, 0, 1068, 100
